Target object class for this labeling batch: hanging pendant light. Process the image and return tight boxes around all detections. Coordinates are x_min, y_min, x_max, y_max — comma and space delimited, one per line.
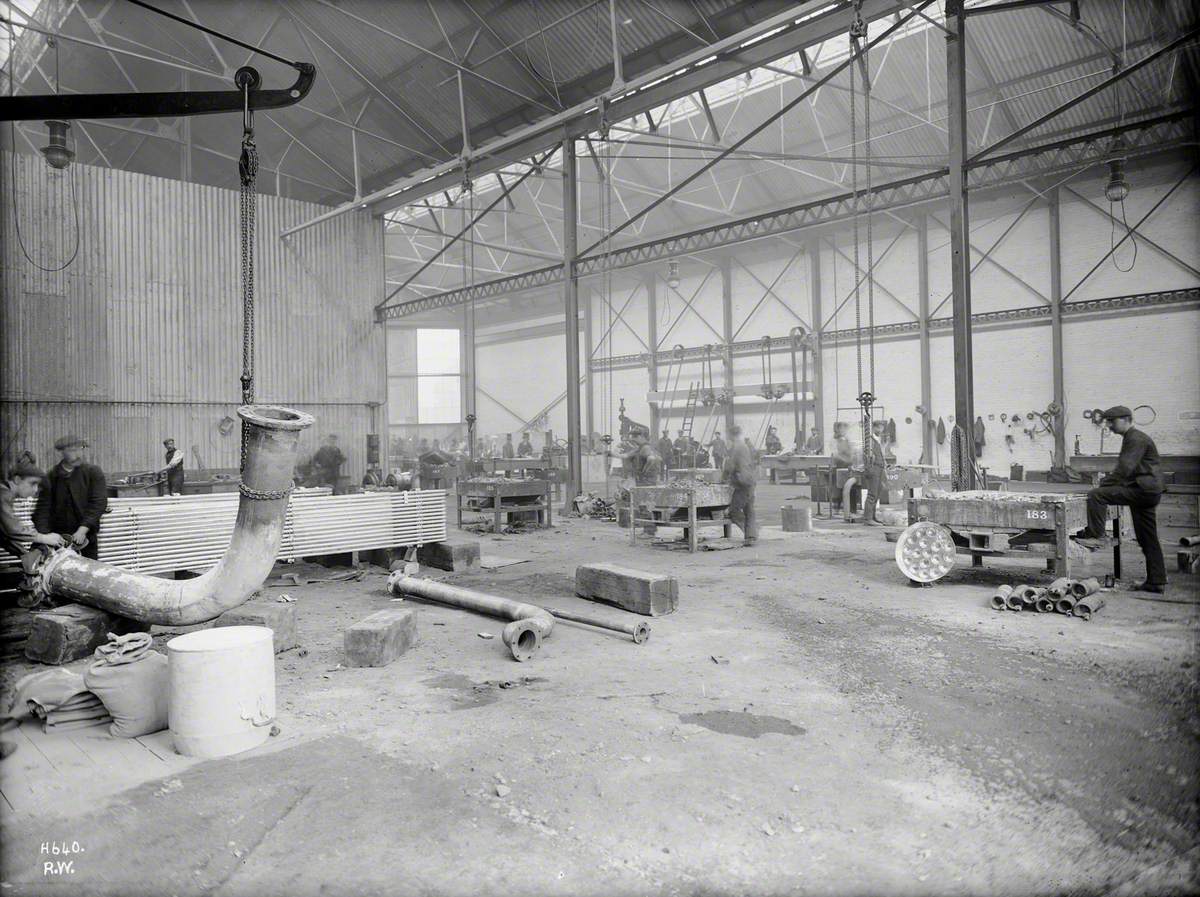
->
41, 120, 75, 170
1104, 135, 1129, 203
666, 259, 680, 290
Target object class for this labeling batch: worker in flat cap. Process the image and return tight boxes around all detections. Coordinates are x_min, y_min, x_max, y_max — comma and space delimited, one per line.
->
33, 435, 107, 560
517, 432, 534, 457
1, 463, 66, 559
161, 438, 185, 496
1075, 406, 1166, 592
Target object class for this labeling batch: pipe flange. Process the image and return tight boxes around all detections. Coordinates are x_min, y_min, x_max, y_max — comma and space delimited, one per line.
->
502, 620, 542, 662
237, 404, 316, 431
632, 622, 650, 644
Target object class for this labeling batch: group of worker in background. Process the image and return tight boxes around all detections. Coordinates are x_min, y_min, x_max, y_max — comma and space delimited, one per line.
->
1, 404, 1170, 592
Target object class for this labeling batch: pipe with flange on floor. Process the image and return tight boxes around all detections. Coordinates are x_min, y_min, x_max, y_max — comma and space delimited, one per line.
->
386, 574, 651, 660
29, 405, 313, 625
387, 573, 555, 661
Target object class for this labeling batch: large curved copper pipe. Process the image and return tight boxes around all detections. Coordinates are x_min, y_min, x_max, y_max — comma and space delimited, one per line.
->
33, 405, 313, 626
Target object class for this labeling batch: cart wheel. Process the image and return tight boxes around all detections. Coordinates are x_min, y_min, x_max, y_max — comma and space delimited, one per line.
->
895, 521, 956, 583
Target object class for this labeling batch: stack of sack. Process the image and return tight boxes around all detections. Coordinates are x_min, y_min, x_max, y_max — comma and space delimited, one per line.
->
84, 631, 169, 738
4, 632, 170, 738
5, 668, 111, 732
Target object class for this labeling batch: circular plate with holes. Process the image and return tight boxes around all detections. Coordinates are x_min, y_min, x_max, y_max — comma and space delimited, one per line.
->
895, 521, 957, 583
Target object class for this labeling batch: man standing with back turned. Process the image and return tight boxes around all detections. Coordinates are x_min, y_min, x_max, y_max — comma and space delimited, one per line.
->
1075, 406, 1166, 592
722, 425, 758, 546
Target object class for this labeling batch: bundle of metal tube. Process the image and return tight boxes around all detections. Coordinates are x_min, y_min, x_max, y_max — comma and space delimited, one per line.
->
4, 487, 446, 576
386, 574, 650, 661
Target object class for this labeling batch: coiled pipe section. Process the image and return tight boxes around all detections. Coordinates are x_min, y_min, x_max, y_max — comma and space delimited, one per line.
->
33, 405, 313, 625
388, 573, 555, 662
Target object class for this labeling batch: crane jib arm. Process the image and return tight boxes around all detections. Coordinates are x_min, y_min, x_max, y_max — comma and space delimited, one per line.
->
0, 63, 316, 121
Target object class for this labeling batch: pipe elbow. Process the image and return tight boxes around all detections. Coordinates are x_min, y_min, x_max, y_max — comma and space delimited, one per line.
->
35, 405, 312, 625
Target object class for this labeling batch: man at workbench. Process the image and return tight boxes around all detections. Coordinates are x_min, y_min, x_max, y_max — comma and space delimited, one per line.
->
764, 426, 783, 455
33, 435, 107, 560
611, 428, 662, 486
1075, 406, 1166, 592
517, 432, 534, 457
723, 425, 758, 546
161, 437, 185, 495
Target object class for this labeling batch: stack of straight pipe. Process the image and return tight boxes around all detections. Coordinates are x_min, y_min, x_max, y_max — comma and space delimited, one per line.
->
990, 577, 1105, 620
2, 490, 447, 575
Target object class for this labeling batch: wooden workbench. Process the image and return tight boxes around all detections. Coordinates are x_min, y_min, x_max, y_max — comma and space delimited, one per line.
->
761, 454, 830, 484
628, 483, 733, 553
907, 490, 1121, 579
456, 478, 552, 532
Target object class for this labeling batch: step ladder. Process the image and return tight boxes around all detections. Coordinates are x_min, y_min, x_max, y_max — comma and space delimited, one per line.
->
680, 383, 700, 440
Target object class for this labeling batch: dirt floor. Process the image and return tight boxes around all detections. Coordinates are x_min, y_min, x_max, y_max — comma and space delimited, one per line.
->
2, 484, 1198, 896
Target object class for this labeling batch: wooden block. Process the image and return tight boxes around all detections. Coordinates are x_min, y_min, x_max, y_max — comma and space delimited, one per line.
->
419, 539, 480, 572
212, 602, 298, 654
344, 609, 418, 668
575, 563, 678, 616
24, 604, 141, 665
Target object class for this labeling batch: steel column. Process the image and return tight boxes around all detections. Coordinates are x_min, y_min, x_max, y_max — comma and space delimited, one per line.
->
721, 255, 735, 434
584, 288, 595, 446
1048, 187, 1066, 470
917, 213, 933, 466
646, 272, 661, 439
945, 0, 976, 489
562, 137, 583, 503
809, 239, 824, 448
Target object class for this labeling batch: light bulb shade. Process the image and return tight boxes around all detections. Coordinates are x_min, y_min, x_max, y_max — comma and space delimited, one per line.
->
1104, 158, 1129, 203
666, 259, 680, 289
41, 120, 74, 170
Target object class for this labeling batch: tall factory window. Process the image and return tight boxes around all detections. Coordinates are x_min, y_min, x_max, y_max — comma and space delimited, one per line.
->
415, 329, 461, 424
387, 327, 462, 428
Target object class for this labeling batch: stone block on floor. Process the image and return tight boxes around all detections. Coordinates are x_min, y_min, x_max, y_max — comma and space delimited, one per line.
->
344, 608, 418, 668
212, 601, 299, 654
575, 563, 678, 616
418, 539, 480, 572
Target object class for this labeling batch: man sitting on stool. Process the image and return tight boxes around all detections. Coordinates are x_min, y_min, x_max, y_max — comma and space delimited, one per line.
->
1075, 406, 1166, 592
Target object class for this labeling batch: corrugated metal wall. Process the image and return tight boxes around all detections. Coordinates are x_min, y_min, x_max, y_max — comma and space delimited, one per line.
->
1, 151, 385, 478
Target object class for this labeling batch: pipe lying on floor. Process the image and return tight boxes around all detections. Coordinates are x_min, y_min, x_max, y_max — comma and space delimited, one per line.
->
544, 607, 650, 644
1005, 586, 1029, 611
1069, 577, 1101, 599
990, 585, 1013, 610
1035, 592, 1056, 613
1073, 596, 1105, 620
1047, 577, 1072, 598
30, 405, 313, 625
1055, 592, 1078, 615
388, 573, 554, 661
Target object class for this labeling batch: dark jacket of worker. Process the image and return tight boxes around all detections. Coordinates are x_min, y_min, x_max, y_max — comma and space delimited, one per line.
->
312, 444, 346, 486
1100, 428, 1163, 493
33, 462, 108, 560
1084, 425, 1166, 586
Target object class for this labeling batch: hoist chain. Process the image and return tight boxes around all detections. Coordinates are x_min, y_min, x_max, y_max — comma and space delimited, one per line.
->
238, 80, 259, 469
849, 15, 863, 441
862, 24, 875, 397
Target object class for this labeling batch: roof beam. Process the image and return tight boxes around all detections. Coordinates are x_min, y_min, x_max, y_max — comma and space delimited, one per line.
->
282, 0, 913, 237
377, 113, 1191, 319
